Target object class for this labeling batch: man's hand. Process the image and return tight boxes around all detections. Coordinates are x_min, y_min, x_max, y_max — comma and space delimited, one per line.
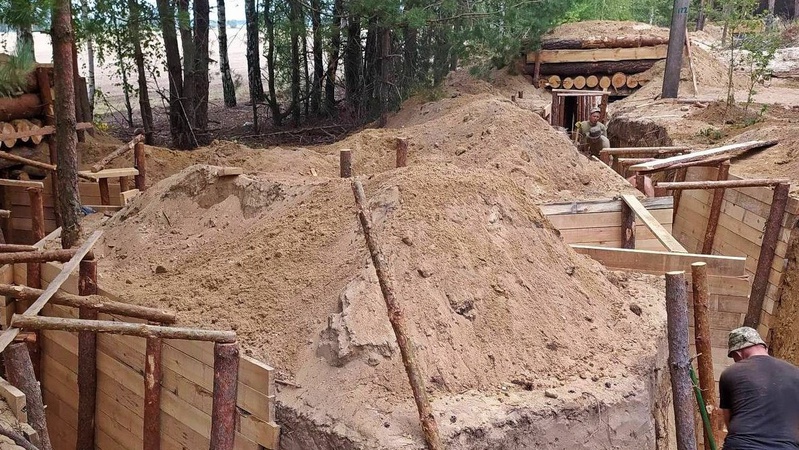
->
722, 408, 731, 428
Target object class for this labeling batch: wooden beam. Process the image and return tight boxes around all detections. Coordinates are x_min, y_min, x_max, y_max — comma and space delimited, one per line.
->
0, 377, 27, 423
77, 259, 98, 450
4, 342, 53, 450
658, 179, 790, 190
90, 134, 144, 172
0, 244, 38, 252
79, 168, 140, 181
621, 201, 635, 249
11, 315, 237, 343
134, 141, 147, 191
629, 141, 778, 172
339, 149, 352, 178
210, 342, 239, 450
570, 245, 746, 276
600, 146, 691, 156
0, 179, 44, 189
701, 162, 730, 254
0, 249, 94, 265
0, 151, 56, 172
744, 183, 790, 328
622, 195, 687, 252
144, 336, 163, 450
540, 196, 673, 216
530, 44, 669, 64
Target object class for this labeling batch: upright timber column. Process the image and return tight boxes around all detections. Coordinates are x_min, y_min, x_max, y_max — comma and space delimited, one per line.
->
663, 0, 690, 98
210, 342, 239, 450
77, 258, 98, 450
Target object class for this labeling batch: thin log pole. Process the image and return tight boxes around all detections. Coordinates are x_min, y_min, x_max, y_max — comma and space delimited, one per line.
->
98, 179, 110, 205
0, 244, 38, 252
744, 182, 791, 328
658, 179, 790, 190
210, 342, 239, 450
0, 249, 94, 265
119, 177, 130, 192
0, 151, 57, 171
0, 284, 177, 324
144, 335, 163, 450
77, 258, 98, 450
340, 149, 352, 178
396, 138, 408, 168
351, 180, 443, 450
666, 270, 698, 450
691, 262, 722, 449
635, 173, 647, 195
3, 343, 52, 450
134, 141, 147, 191
91, 134, 145, 172
26, 187, 45, 290
673, 168, 687, 222
621, 201, 636, 249
701, 162, 730, 254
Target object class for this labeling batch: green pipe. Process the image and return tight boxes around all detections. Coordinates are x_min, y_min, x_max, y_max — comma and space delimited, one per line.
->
689, 366, 718, 450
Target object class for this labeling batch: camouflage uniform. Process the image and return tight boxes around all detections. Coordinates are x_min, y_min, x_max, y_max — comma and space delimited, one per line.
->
575, 120, 610, 156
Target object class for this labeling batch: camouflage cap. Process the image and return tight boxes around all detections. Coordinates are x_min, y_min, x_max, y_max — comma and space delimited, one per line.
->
590, 106, 601, 114
728, 326, 766, 357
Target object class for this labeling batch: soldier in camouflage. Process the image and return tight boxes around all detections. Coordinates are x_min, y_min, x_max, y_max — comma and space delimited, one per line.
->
575, 107, 609, 157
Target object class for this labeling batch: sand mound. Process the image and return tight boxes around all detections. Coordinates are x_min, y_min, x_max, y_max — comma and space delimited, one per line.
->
725, 125, 799, 195
543, 20, 669, 41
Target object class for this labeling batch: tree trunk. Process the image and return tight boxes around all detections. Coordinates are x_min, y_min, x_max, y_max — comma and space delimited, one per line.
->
541, 35, 671, 50
129, 0, 155, 144
191, 0, 210, 134
156, 0, 194, 149
363, 19, 379, 118
16, 25, 35, 60
177, 0, 194, 81
112, 15, 134, 127
52, 0, 82, 248
264, 0, 281, 126
403, 25, 418, 89
245, 0, 265, 102
80, 0, 95, 113
303, 24, 311, 118
325, 0, 342, 115
310, 0, 323, 115
662, 0, 690, 98
217, 0, 236, 107
344, 14, 362, 115
289, 0, 302, 126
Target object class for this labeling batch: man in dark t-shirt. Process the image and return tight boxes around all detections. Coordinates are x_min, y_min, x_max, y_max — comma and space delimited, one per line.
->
719, 326, 799, 450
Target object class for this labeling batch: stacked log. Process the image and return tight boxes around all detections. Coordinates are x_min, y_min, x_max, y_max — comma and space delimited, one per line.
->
0, 119, 46, 149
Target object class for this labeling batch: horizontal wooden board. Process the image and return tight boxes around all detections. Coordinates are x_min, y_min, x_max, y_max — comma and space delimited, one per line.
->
540, 196, 673, 215
622, 194, 686, 252
559, 223, 668, 244
530, 44, 669, 64
546, 209, 673, 230
570, 245, 747, 276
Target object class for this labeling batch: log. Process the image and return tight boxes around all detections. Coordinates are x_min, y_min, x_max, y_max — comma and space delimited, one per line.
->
0, 122, 15, 148
119, 177, 130, 192
612, 72, 627, 89
3, 343, 52, 450
0, 150, 57, 172
573, 75, 586, 89
396, 138, 408, 168
144, 336, 163, 450
626, 74, 640, 89
0, 284, 177, 323
26, 185, 45, 302
35, 68, 54, 126
621, 201, 635, 249
27, 119, 43, 145
340, 149, 352, 178
0, 244, 37, 252
210, 342, 239, 450
533, 59, 659, 77
665, 271, 698, 450
0, 94, 43, 122
351, 180, 443, 450
701, 162, 730, 254
11, 120, 30, 143
691, 262, 721, 450
562, 77, 574, 89
99, 179, 110, 205
11, 315, 238, 343
599, 76, 612, 89
657, 178, 790, 190
77, 259, 98, 450
541, 35, 671, 50
744, 183, 790, 328
586, 75, 599, 88
0, 421, 39, 450
134, 141, 147, 191
0, 249, 93, 265
90, 134, 145, 173
548, 75, 561, 88
630, 140, 779, 172
672, 168, 687, 222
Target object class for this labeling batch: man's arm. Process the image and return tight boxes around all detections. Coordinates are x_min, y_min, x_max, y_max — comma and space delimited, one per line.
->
721, 408, 731, 428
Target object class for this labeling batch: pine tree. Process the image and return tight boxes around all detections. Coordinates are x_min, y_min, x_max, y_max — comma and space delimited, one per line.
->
217, 0, 237, 107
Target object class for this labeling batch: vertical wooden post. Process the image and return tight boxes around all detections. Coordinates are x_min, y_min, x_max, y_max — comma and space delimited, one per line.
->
672, 168, 688, 221
119, 177, 130, 192
691, 262, 721, 449
210, 342, 239, 450
98, 179, 110, 205
533, 51, 541, 82
143, 335, 163, 450
351, 180, 443, 450
35, 68, 60, 227
701, 161, 730, 254
4, 343, 53, 450
744, 182, 790, 328
339, 149, 352, 178
396, 138, 408, 168
134, 141, 147, 191
635, 173, 647, 195
25, 186, 45, 378
621, 202, 636, 249
666, 270, 698, 450
599, 151, 611, 166
76, 258, 98, 450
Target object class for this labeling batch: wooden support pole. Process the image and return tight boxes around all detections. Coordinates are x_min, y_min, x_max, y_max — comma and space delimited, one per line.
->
11, 315, 237, 342
210, 342, 238, 450
351, 180, 443, 450
635, 173, 647, 196
134, 141, 147, 191
3, 343, 52, 450
672, 168, 688, 222
119, 177, 130, 192
0, 284, 177, 323
0, 249, 94, 265
26, 187, 45, 290
339, 149, 352, 178
91, 134, 145, 172
659, 178, 790, 190
599, 151, 611, 166
666, 271, 698, 450
0, 151, 57, 172
396, 138, 408, 168
744, 182, 790, 328
77, 259, 98, 450
533, 52, 541, 82
621, 201, 636, 249
691, 262, 722, 449
701, 162, 730, 254
0, 244, 38, 252
98, 179, 110, 206
144, 335, 163, 450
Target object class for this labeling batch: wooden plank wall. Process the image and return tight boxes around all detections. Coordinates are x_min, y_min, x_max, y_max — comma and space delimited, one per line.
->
672, 166, 799, 377
541, 197, 674, 251
9, 262, 280, 450
2, 176, 123, 244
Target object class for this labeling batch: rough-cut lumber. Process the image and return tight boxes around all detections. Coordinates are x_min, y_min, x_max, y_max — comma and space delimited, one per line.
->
79, 167, 140, 181
210, 342, 239, 450
744, 183, 790, 328
573, 75, 586, 89
340, 149, 352, 178
98, 179, 110, 205
540, 196, 673, 216
77, 259, 98, 450
570, 245, 747, 276
0, 94, 43, 122
612, 72, 627, 89
0, 284, 177, 323
548, 75, 562, 88
0, 179, 44, 189
691, 262, 720, 450
701, 162, 730, 254
0, 248, 93, 265
3, 342, 53, 450
630, 140, 779, 172
530, 44, 669, 64
622, 195, 687, 252
0, 421, 38, 450
586, 75, 599, 88
0, 377, 27, 423
90, 134, 145, 172
540, 35, 671, 50
599, 75, 612, 89
533, 59, 659, 77
665, 271, 698, 450
144, 336, 163, 450
658, 179, 790, 190
351, 180, 442, 450
11, 315, 238, 342
621, 201, 636, 249
601, 146, 691, 157
134, 140, 146, 191
0, 244, 37, 252
396, 138, 408, 168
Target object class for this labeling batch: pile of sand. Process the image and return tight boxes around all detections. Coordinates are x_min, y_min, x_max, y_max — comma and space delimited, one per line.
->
542, 20, 669, 42
726, 125, 799, 195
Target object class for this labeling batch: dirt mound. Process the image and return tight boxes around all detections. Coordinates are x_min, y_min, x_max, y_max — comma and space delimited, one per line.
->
726, 125, 799, 195
543, 20, 669, 41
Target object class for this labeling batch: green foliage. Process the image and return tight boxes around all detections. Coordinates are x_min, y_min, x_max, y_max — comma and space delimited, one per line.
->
739, 28, 780, 112
0, 41, 35, 96
564, 0, 673, 26
698, 126, 725, 142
